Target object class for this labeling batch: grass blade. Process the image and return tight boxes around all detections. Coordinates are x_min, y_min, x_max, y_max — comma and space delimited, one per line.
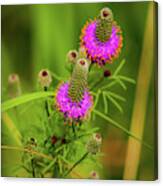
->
2, 91, 55, 112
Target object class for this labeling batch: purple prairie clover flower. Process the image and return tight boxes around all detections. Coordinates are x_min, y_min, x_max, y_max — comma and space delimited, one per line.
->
80, 7, 123, 66
55, 82, 93, 120
56, 58, 93, 121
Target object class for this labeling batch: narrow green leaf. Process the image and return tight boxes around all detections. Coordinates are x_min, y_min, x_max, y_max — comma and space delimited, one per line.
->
92, 90, 101, 120
105, 94, 123, 113
93, 109, 153, 151
113, 59, 126, 76
101, 77, 127, 91
102, 92, 108, 114
2, 91, 55, 112
42, 158, 57, 175
106, 91, 126, 102
117, 79, 127, 90
101, 80, 117, 90
93, 90, 101, 109
118, 75, 136, 84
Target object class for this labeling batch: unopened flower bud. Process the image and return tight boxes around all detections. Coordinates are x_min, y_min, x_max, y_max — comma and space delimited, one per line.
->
38, 69, 52, 89
61, 138, 66, 145
8, 73, 21, 98
89, 171, 100, 179
86, 134, 102, 155
100, 7, 113, 20
68, 58, 89, 103
51, 135, 58, 145
96, 7, 114, 43
93, 133, 102, 144
104, 69, 111, 77
67, 50, 78, 64
30, 137, 37, 147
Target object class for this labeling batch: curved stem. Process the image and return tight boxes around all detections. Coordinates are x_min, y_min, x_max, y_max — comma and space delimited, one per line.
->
93, 109, 153, 151
63, 152, 89, 177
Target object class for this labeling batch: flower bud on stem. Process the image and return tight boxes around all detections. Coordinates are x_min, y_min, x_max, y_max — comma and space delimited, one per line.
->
96, 7, 114, 42
8, 73, 21, 98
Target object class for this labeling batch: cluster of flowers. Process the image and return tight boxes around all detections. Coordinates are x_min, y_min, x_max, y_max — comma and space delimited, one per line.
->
8, 7, 123, 125
6, 7, 123, 179
55, 7, 123, 122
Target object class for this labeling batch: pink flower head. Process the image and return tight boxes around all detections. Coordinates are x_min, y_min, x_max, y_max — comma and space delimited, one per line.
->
80, 20, 123, 66
55, 82, 93, 120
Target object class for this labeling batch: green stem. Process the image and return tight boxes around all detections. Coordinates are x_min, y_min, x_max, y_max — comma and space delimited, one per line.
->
31, 158, 35, 178
50, 71, 63, 81
44, 87, 50, 117
42, 158, 57, 175
93, 109, 153, 151
63, 152, 89, 177
72, 122, 76, 137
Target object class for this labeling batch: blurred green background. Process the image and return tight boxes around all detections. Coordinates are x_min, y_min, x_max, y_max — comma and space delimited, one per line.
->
1, 1, 157, 180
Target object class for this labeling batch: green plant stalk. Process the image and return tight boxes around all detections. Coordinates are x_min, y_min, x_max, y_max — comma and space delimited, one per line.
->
44, 87, 50, 117
123, 2, 156, 180
72, 122, 76, 137
31, 158, 36, 178
63, 152, 89, 177
93, 109, 153, 150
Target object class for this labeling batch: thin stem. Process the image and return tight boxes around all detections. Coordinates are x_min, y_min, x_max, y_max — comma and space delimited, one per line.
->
72, 122, 76, 137
44, 87, 50, 117
42, 158, 57, 175
59, 156, 84, 178
63, 152, 89, 177
93, 109, 153, 151
31, 158, 36, 178
89, 63, 93, 72
50, 71, 63, 81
